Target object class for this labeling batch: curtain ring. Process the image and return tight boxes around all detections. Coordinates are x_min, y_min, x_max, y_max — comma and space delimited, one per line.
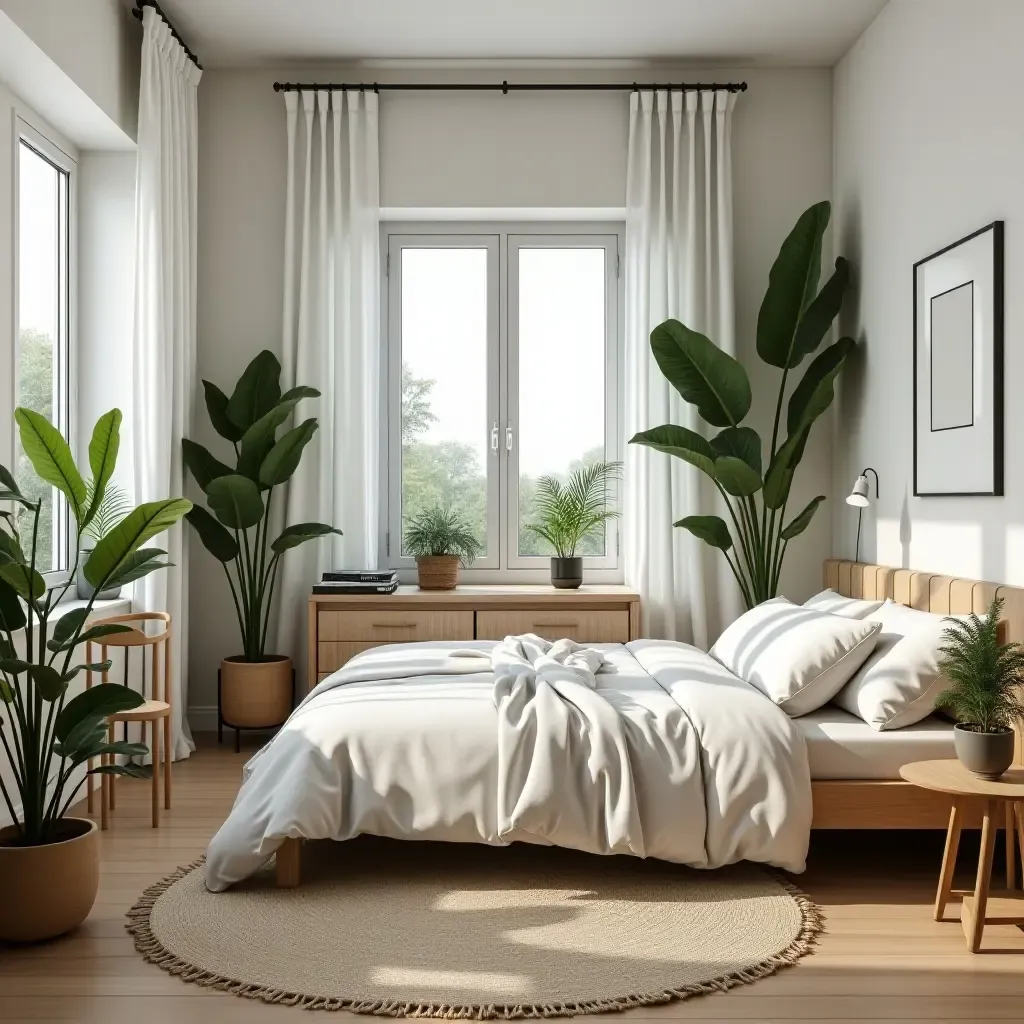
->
502, 80, 508, 95
373, 82, 379, 94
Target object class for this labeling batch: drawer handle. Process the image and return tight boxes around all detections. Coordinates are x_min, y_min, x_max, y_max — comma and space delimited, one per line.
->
373, 622, 418, 629
533, 622, 579, 629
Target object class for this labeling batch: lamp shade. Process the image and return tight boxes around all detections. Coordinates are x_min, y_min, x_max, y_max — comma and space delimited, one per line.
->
846, 474, 870, 507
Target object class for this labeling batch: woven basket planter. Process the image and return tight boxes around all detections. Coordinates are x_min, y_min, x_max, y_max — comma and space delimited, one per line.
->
415, 555, 461, 590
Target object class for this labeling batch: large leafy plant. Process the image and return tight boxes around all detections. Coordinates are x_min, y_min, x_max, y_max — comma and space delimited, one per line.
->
630, 201, 852, 608
183, 350, 341, 663
0, 408, 191, 846
525, 461, 621, 558
404, 505, 482, 564
935, 598, 1024, 733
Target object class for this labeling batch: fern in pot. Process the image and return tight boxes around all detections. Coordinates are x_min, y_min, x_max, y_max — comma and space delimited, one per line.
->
404, 505, 481, 590
76, 482, 131, 600
935, 597, 1024, 780
182, 351, 341, 734
525, 461, 621, 589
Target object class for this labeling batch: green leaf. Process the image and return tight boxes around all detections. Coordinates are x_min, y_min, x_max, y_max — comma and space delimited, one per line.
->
103, 549, 171, 589
628, 424, 716, 477
55, 683, 146, 744
29, 664, 66, 701
713, 456, 762, 497
790, 258, 850, 364
0, 463, 22, 497
61, 660, 113, 682
0, 659, 31, 675
763, 431, 809, 510
203, 380, 244, 443
710, 426, 762, 478
279, 385, 321, 404
226, 350, 282, 431
780, 496, 826, 541
181, 440, 233, 492
271, 522, 342, 554
185, 506, 239, 562
83, 409, 122, 528
48, 608, 90, 651
0, 679, 12, 703
756, 201, 831, 369
650, 320, 752, 427
0, 529, 24, 565
0, 561, 45, 601
52, 622, 134, 653
786, 336, 856, 437
674, 515, 733, 551
84, 498, 192, 588
85, 741, 148, 760
0, 579, 26, 632
14, 408, 87, 523
87, 763, 148, 779
0, 489, 35, 508
259, 418, 318, 487
205, 475, 265, 530
237, 399, 301, 486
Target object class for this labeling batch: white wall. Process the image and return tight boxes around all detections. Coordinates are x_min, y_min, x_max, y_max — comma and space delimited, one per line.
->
190, 64, 834, 723
832, 0, 1024, 584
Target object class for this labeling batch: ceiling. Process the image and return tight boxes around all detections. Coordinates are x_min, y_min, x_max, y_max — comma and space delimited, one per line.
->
155, 0, 889, 69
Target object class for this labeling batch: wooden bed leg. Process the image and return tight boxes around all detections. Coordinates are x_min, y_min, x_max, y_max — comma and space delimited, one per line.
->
275, 838, 302, 888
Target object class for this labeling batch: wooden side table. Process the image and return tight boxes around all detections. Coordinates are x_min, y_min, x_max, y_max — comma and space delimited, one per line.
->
900, 759, 1024, 952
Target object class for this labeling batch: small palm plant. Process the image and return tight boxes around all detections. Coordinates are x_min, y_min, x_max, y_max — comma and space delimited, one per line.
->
935, 597, 1024, 778
404, 505, 482, 590
82, 482, 131, 544
525, 461, 621, 589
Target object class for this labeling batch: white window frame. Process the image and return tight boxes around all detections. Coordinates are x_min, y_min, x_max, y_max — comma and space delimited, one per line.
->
13, 112, 78, 585
381, 222, 624, 584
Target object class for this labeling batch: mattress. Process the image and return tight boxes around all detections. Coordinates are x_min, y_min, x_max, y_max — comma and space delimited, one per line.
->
797, 707, 956, 780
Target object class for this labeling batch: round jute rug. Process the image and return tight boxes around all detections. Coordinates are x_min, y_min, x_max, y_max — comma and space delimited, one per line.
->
126, 838, 822, 1018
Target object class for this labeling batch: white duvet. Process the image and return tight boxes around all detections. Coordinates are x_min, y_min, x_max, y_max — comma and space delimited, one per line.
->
205, 637, 811, 891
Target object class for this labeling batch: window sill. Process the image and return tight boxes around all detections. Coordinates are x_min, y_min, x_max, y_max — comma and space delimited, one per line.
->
19, 596, 133, 637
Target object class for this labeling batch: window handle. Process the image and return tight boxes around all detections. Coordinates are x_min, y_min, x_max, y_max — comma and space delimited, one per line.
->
506, 425, 514, 451
491, 422, 499, 452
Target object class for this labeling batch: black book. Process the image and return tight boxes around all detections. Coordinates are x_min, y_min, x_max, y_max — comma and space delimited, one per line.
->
321, 569, 398, 584
312, 580, 400, 595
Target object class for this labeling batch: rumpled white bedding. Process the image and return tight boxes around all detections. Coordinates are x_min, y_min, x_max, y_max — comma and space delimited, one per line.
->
204, 637, 811, 891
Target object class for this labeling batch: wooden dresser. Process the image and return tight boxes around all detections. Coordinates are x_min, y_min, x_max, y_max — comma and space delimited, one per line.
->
308, 585, 641, 689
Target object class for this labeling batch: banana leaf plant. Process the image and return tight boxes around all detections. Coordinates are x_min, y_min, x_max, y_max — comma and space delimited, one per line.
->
630, 201, 853, 609
182, 350, 341, 662
0, 408, 191, 846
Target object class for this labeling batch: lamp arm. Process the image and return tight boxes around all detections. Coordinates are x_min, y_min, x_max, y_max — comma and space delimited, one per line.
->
862, 467, 880, 500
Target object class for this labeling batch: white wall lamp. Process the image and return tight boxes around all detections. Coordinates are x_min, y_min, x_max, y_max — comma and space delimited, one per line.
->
846, 467, 879, 564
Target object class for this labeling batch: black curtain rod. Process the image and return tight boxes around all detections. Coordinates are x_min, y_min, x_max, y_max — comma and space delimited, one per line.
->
133, 1, 203, 70
273, 80, 747, 95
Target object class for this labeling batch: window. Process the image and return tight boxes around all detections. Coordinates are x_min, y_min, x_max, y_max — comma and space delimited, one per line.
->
15, 124, 75, 577
384, 225, 622, 581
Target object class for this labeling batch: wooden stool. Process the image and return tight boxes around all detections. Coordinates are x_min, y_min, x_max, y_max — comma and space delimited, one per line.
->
901, 759, 1024, 952
85, 612, 173, 829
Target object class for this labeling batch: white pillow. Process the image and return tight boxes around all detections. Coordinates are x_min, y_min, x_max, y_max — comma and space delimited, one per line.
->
710, 597, 882, 717
804, 588, 883, 620
832, 600, 972, 730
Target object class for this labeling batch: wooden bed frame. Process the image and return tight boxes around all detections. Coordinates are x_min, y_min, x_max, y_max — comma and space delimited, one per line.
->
274, 558, 1024, 885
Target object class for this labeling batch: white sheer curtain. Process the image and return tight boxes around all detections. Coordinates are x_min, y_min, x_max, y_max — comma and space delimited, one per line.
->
131, 6, 201, 759
274, 90, 380, 677
623, 89, 739, 649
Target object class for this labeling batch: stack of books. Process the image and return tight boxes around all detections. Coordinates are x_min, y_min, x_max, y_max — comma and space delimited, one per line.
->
312, 569, 399, 595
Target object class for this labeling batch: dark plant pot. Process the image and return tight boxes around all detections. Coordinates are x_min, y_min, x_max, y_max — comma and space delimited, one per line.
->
550, 556, 583, 590
953, 723, 1015, 780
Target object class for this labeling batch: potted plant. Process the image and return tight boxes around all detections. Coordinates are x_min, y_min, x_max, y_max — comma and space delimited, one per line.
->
630, 200, 852, 608
404, 504, 482, 590
76, 482, 131, 600
0, 407, 190, 942
935, 597, 1024, 780
182, 350, 341, 733
525, 461, 621, 589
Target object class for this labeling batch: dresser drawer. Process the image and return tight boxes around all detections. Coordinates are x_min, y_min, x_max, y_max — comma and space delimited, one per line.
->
476, 609, 630, 643
318, 609, 473, 643
318, 641, 390, 674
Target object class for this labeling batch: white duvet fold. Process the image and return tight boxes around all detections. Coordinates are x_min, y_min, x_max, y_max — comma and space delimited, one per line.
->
205, 637, 811, 891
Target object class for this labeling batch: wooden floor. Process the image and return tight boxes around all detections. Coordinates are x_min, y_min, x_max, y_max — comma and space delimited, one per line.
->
3, 738, 1024, 1022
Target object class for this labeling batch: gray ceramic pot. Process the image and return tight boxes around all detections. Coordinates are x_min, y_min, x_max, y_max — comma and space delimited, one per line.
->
550, 556, 583, 590
953, 723, 1015, 780
75, 553, 122, 601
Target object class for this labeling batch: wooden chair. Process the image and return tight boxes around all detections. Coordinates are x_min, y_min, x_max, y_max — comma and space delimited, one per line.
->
84, 612, 172, 829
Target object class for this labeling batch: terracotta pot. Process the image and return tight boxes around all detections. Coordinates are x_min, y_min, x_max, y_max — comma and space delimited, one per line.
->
416, 555, 460, 590
0, 817, 99, 942
220, 655, 293, 729
954, 723, 1016, 780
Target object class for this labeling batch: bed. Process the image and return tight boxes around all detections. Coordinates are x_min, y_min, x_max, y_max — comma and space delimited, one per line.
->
206, 560, 1024, 890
